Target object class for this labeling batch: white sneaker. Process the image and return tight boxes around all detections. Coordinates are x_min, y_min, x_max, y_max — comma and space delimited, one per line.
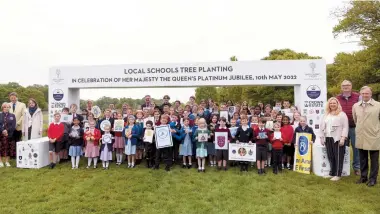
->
5, 162, 10, 167
323, 175, 333, 179
330, 176, 341, 181
0, 162, 4, 167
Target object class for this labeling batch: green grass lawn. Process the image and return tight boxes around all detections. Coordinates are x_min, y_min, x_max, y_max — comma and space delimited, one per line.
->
0, 160, 379, 214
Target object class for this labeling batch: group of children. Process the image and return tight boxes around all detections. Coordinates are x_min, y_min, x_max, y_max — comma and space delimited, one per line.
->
47, 98, 316, 174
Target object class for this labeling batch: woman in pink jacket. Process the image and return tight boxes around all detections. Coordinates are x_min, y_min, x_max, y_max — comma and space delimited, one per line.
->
320, 97, 349, 181
22, 98, 43, 140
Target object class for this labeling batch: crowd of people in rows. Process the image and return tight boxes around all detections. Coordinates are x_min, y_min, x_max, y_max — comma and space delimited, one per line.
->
0, 80, 379, 186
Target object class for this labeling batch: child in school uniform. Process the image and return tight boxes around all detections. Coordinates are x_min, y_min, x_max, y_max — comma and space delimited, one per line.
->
293, 116, 316, 149
235, 116, 254, 172
194, 118, 210, 172
208, 114, 218, 167
123, 115, 140, 168
153, 111, 161, 126
170, 114, 182, 165
68, 117, 84, 169
254, 118, 271, 175
60, 107, 71, 162
281, 116, 295, 170
47, 113, 66, 169
179, 118, 193, 169
229, 119, 238, 167
142, 120, 156, 168
135, 110, 144, 165
270, 122, 284, 174
100, 125, 113, 170
113, 112, 125, 166
84, 120, 101, 168
154, 115, 173, 171
191, 117, 199, 164
214, 117, 232, 171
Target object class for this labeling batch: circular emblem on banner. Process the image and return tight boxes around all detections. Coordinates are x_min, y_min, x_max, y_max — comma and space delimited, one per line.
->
53, 89, 64, 101
306, 85, 321, 99
100, 120, 111, 131
298, 136, 309, 156
91, 106, 101, 118
238, 148, 247, 156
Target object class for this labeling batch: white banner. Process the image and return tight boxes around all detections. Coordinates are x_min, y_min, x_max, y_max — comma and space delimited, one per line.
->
229, 143, 256, 162
312, 144, 350, 177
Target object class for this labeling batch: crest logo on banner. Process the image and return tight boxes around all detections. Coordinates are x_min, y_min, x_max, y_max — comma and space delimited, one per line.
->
306, 85, 321, 99
52, 69, 64, 84
305, 62, 322, 80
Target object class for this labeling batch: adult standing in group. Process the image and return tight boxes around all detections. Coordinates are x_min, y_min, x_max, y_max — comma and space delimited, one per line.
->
353, 86, 380, 187
0, 103, 16, 167
141, 95, 153, 110
69, 104, 84, 124
336, 80, 361, 175
86, 100, 93, 112
22, 98, 43, 140
319, 97, 349, 181
160, 95, 172, 113
8, 92, 26, 143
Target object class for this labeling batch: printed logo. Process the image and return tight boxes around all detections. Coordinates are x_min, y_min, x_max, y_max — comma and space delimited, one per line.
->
316, 109, 320, 114
315, 124, 319, 129
305, 62, 322, 80
309, 109, 314, 114
306, 85, 321, 99
309, 119, 313, 125
303, 109, 307, 115
53, 89, 64, 101
304, 101, 324, 108
298, 136, 309, 156
52, 69, 64, 84
217, 136, 226, 148
50, 102, 66, 109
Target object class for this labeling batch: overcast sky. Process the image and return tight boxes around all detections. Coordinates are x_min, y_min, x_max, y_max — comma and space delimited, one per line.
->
0, 0, 360, 102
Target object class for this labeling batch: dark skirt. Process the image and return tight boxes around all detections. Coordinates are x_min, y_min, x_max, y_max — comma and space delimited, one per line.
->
0, 137, 16, 157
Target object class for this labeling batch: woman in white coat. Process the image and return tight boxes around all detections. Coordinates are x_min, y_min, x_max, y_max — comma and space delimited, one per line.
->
320, 97, 349, 181
22, 98, 43, 140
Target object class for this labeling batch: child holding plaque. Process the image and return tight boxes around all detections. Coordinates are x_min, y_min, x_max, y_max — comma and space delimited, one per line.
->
100, 125, 113, 170
235, 116, 254, 172
281, 116, 295, 170
214, 117, 232, 171
154, 115, 173, 171
270, 122, 284, 174
179, 118, 193, 169
84, 120, 101, 168
113, 112, 125, 166
142, 120, 155, 168
68, 117, 84, 169
123, 115, 140, 168
254, 118, 271, 175
194, 118, 210, 172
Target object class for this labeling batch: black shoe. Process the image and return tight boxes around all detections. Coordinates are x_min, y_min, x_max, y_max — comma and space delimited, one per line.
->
182, 164, 187, 169
224, 167, 228, 171
165, 166, 170, 172
258, 169, 262, 174
153, 166, 159, 170
51, 163, 56, 169
198, 169, 201, 173
356, 178, 368, 184
367, 181, 376, 187
262, 169, 266, 174
273, 169, 278, 174
203, 169, 206, 173
240, 166, 244, 172
49, 163, 53, 169
187, 164, 192, 169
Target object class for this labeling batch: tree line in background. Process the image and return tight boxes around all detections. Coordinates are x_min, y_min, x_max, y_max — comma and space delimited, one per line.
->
195, 1, 380, 106
0, 1, 378, 110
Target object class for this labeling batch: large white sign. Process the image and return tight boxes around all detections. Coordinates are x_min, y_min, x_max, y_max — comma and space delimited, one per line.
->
48, 60, 327, 174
